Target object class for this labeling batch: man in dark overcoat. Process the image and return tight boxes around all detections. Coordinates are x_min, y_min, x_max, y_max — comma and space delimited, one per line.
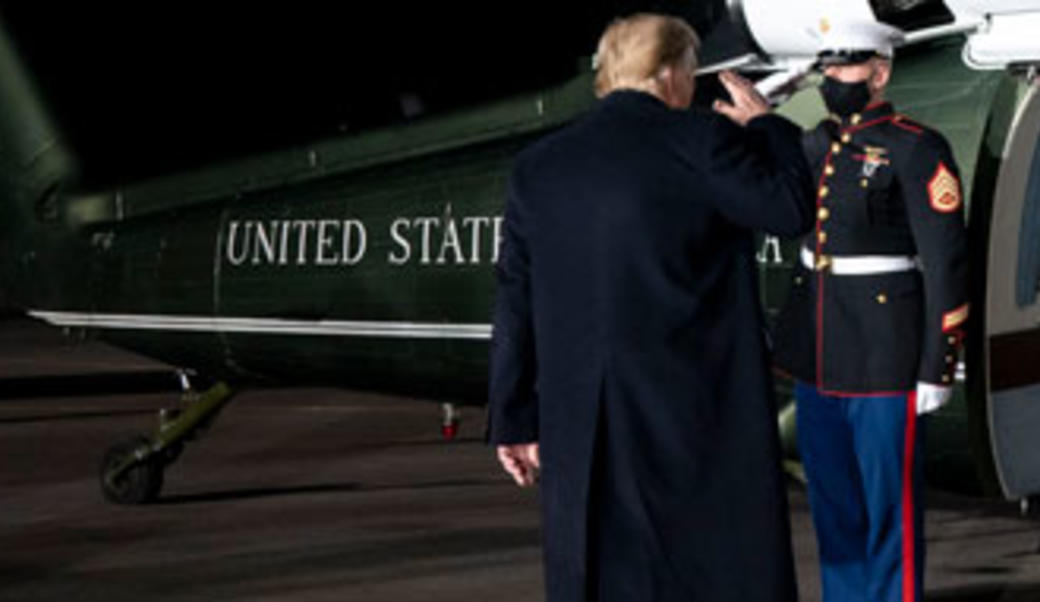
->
487, 14, 815, 602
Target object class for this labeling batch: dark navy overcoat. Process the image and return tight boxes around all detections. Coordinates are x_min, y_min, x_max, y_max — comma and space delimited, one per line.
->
487, 89, 814, 602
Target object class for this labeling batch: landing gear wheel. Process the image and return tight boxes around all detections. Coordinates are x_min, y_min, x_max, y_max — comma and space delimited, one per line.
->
100, 435, 164, 505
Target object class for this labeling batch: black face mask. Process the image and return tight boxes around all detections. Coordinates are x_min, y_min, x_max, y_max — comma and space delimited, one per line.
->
819, 76, 871, 118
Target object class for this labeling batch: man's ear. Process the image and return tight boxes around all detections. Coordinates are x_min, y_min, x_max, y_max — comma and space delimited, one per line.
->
653, 66, 675, 100
657, 65, 674, 86
872, 59, 892, 93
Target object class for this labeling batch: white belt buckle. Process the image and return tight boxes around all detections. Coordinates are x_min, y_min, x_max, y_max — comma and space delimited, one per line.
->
800, 247, 918, 276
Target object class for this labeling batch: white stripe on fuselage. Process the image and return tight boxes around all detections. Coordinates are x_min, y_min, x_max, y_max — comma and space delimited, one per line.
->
27, 310, 493, 340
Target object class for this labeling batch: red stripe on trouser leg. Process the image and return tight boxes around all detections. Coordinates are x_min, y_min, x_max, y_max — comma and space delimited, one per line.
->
902, 392, 917, 602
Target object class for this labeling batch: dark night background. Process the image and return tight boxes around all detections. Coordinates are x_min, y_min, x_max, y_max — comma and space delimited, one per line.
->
0, 2, 733, 189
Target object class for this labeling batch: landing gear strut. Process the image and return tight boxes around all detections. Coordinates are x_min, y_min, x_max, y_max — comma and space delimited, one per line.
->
99, 380, 236, 504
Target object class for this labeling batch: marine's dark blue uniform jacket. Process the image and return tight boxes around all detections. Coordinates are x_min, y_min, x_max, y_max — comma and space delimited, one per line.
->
487, 90, 814, 602
773, 102, 970, 393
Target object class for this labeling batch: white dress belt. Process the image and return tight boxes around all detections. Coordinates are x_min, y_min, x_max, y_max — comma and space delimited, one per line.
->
800, 246, 919, 275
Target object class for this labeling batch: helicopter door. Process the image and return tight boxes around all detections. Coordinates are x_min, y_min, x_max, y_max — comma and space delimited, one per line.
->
985, 82, 1040, 499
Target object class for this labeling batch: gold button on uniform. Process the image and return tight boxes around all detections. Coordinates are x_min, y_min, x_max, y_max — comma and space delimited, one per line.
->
794, 276, 804, 285
861, 179, 869, 188
825, 164, 835, 176
818, 230, 828, 244
819, 186, 829, 198
942, 374, 951, 384
831, 142, 842, 154
948, 335, 958, 345
851, 114, 862, 125
818, 207, 830, 221
841, 132, 852, 143
876, 293, 888, 304
946, 355, 955, 363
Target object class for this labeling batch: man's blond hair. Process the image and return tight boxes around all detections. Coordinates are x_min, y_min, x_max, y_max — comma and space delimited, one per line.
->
594, 14, 700, 98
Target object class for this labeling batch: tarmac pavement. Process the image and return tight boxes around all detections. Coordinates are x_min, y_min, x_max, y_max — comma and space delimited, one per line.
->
1, 318, 1038, 601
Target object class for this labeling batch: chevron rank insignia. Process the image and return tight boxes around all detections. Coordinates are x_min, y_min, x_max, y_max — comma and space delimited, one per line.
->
928, 162, 961, 213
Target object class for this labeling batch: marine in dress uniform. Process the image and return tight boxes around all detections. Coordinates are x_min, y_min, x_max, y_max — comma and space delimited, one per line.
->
488, 14, 814, 602
773, 21, 970, 602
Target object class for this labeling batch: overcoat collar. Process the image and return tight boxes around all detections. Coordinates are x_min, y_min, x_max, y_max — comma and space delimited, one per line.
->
602, 88, 668, 110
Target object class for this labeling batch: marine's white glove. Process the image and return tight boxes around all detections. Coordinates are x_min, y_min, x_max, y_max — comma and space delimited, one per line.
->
916, 382, 953, 415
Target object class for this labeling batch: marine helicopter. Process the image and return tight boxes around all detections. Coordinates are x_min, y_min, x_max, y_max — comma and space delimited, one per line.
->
1, 0, 1039, 506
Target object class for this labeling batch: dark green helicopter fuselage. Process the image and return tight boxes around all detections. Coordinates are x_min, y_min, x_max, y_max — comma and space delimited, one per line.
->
1, 30, 1034, 499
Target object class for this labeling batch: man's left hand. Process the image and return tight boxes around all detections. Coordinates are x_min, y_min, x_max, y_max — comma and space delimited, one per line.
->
916, 382, 953, 415
497, 443, 540, 487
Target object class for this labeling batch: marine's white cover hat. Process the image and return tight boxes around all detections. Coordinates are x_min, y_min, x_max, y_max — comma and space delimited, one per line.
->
815, 19, 906, 65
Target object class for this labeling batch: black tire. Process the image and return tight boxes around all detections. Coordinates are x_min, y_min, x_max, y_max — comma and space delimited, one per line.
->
100, 435, 164, 504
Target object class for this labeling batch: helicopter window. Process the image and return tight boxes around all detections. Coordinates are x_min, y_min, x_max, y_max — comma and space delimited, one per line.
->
1016, 133, 1040, 308
869, 0, 955, 31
